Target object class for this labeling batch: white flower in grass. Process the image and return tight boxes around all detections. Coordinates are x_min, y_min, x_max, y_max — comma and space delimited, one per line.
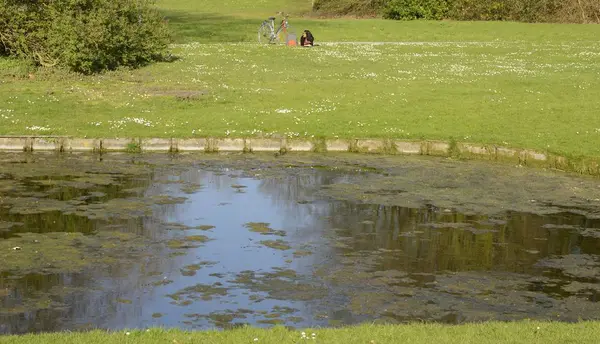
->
26, 126, 51, 131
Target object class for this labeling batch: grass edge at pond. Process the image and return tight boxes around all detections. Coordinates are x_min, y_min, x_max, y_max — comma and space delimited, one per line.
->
2, 321, 599, 343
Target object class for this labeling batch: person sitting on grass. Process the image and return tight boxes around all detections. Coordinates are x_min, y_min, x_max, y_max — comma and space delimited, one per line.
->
300, 30, 314, 47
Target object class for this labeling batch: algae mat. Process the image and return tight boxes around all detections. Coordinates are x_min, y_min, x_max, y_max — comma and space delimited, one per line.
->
0, 152, 600, 334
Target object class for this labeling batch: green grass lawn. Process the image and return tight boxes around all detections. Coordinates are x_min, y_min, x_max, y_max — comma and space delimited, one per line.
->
1, 0, 599, 159
2, 322, 600, 344
157, 0, 600, 44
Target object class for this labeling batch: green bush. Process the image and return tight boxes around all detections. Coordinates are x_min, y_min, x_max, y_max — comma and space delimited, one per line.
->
0, 57, 35, 79
448, 0, 562, 22
313, 0, 600, 23
0, 0, 171, 74
312, 0, 386, 17
383, 0, 450, 20
0, 36, 7, 56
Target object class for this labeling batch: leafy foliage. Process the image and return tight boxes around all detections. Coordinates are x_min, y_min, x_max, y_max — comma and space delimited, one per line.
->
448, 0, 562, 22
312, 0, 600, 22
312, 0, 386, 17
383, 0, 450, 20
0, 0, 171, 74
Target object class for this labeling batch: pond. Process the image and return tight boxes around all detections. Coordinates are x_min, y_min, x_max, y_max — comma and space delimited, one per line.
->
1, 152, 600, 334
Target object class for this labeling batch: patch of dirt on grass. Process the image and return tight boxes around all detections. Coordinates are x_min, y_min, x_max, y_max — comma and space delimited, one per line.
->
145, 88, 208, 101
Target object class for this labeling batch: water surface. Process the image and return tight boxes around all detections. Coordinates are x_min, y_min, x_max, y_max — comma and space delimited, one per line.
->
1, 153, 600, 334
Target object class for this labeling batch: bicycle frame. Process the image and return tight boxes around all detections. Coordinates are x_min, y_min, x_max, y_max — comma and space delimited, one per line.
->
273, 17, 290, 37
258, 13, 291, 44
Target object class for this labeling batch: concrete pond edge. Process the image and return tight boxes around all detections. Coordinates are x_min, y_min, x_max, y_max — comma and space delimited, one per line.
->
0, 136, 598, 176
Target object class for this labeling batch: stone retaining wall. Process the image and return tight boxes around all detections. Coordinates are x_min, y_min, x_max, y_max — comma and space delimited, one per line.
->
0, 136, 597, 176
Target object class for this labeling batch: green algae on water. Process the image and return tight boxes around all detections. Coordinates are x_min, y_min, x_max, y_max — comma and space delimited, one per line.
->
230, 268, 328, 302
167, 235, 211, 249
257, 318, 284, 325
180, 183, 203, 194
152, 279, 174, 286
260, 240, 291, 250
185, 235, 211, 242
293, 249, 312, 257
244, 222, 286, 236
0, 220, 23, 232
163, 223, 215, 231
181, 261, 217, 276
167, 283, 229, 303
151, 195, 188, 205
245, 222, 272, 233
195, 225, 216, 231
0, 231, 150, 277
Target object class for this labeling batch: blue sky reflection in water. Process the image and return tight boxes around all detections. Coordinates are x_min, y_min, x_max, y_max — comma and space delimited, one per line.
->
1, 154, 600, 334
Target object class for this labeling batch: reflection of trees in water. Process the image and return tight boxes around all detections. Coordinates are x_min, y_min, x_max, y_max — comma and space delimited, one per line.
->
0, 273, 78, 333
299, 202, 600, 325
0, 235, 177, 335
321, 203, 599, 274
255, 171, 349, 235
0, 172, 155, 239
5, 160, 600, 333
150, 166, 245, 194
257, 171, 340, 204
0, 164, 184, 334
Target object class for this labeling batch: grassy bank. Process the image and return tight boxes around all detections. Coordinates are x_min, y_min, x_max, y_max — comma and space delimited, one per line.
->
1, 0, 599, 159
2, 322, 600, 343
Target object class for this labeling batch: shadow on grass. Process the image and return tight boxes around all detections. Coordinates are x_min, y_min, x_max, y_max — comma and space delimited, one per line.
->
161, 10, 263, 43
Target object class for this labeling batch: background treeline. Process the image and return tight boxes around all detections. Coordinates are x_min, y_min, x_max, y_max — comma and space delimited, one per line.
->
0, 0, 171, 74
312, 0, 600, 23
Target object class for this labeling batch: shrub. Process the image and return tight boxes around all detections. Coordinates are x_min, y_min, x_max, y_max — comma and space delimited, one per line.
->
556, 0, 600, 23
314, 0, 600, 22
0, 0, 171, 74
0, 33, 7, 56
383, 0, 600, 22
448, 0, 563, 22
312, 0, 386, 17
0, 57, 36, 79
383, 0, 450, 20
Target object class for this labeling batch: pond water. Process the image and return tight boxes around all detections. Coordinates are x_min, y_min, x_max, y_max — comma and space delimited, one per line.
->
1, 153, 600, 334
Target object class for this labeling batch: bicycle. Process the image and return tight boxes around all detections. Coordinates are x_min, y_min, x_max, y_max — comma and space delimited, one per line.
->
257, 12, 294, 44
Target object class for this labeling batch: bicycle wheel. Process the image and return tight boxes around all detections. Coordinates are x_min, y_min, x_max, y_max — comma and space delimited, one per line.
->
258, 22, 272, 44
